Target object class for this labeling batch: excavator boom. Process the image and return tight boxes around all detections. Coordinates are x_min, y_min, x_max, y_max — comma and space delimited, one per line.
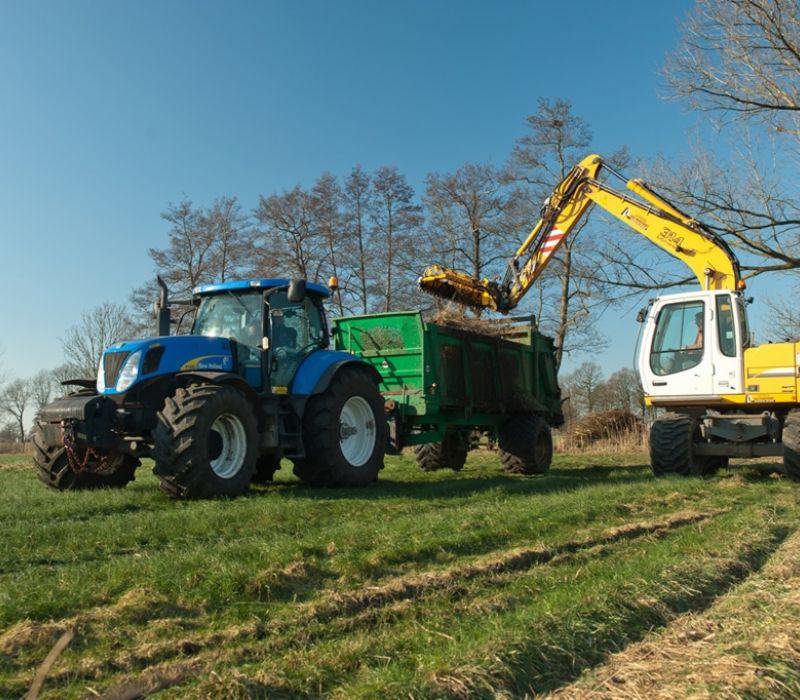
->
419, 154, 742, 313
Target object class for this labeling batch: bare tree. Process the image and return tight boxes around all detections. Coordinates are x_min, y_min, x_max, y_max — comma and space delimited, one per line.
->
662, 0, 800, 334
130, 197, 252, 330
0, 379, 31, 442
424, 162, 511, 290
29, 370, 57, 416
370, 166, 423, 312
311, 173, 345, 314
60, 302, 136, 377
597, 367, 645, 416
666, 0, 800, 135
561, 361, 605, 419
342, 166, 375, 314
51, 364, 81, 397
253, 186, 324, 280
507, 98, 629, 369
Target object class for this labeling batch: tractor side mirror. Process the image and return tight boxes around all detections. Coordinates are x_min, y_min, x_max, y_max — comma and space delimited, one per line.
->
636, 308, 647, 323
287, 278, 307, 303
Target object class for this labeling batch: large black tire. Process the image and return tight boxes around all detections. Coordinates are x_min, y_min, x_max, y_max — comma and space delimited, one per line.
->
414, 432, 468, 472
33, 424, 138, 491
782, 410, 800, 479
298, 367, 386, 487
153, 383, 258, 499
649, 413, 719, 477
498, 414, 552, 475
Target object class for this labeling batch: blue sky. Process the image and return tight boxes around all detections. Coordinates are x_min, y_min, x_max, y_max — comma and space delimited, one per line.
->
0, 0, 745, 384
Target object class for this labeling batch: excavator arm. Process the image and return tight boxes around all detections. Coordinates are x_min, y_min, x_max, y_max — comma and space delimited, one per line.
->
419, 154, 742, 313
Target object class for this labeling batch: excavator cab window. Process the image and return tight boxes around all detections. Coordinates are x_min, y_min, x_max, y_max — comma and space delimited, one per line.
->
716, 295, 737, 358
650, 300, 705, 376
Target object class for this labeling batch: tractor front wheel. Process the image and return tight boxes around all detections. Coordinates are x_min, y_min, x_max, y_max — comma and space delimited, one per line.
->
153, 383, 258, 498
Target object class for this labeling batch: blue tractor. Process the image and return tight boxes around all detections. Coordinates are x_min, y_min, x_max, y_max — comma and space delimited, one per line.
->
33, 278, 387, 498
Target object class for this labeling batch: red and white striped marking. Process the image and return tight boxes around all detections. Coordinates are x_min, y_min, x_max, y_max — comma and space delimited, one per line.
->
538, 228, 566, 259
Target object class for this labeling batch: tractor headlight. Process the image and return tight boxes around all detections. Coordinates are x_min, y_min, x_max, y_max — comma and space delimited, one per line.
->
115, 350, 142, 392
96, 360, 106, 393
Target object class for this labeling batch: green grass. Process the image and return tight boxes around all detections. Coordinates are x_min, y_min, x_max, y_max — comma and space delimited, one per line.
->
0, 450, 798, 698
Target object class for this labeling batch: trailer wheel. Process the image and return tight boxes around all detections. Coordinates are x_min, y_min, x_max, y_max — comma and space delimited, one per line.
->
414, 432, 468, 472
782, 410, 800, 479
498, 414, 552, 475
153, 383, 258, 498
33, 424, 138, 490
300, 367, 386, 487
649, 414, 718, 476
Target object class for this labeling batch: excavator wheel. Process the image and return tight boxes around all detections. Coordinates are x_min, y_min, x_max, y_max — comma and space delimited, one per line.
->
782, 410, 800, 480
649, 413, 719, 477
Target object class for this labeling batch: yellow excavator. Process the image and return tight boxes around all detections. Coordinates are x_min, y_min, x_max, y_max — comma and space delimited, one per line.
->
420, 154, 800, 478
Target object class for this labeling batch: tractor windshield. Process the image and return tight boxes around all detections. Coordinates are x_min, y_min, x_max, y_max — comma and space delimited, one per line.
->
193, 291, 263, 349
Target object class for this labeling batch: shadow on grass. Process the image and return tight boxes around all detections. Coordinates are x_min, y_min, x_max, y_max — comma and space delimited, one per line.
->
265, 463, 655, 503
500, 524, 792, 697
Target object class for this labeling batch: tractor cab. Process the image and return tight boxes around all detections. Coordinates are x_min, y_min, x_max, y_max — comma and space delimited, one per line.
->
191, 279, 331, 393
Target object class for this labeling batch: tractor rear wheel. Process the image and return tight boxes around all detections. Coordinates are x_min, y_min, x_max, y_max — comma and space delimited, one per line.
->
414, 432, 468, 471
299, 368, 386, 487
33, 424, 138, 490
498, 414, 552, 475
153, 383, 258, 498
782, 410, 800, 480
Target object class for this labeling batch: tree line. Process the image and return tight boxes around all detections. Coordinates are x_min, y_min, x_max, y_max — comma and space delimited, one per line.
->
2, 0, 800, 441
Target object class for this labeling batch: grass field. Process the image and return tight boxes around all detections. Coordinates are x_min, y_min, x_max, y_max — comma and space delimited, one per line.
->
1, 449, 799, 699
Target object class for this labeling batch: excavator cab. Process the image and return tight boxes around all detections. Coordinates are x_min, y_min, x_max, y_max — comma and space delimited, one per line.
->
639, 290, 746, 403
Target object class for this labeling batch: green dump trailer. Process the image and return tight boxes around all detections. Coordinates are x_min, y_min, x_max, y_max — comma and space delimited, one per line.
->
332, 311, 563, 475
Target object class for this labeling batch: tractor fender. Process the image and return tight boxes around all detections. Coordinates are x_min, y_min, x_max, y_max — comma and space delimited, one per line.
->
175, 370, 259, 403
292, 351, 381, 397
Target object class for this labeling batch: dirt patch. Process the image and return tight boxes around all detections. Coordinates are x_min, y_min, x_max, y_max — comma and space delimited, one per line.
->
244, 560, 319, 602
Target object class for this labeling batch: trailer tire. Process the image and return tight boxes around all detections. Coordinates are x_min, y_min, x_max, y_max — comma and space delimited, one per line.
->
33, 424, 138, 490
650, 414, 718, 476
300, 367, 386, 487
498, 414, 552, 475
782, 410, 800, 480
153, 383, 258, 499
414, 432, 468, 472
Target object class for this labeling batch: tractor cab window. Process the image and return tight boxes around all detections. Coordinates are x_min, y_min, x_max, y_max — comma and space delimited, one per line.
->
650, 300, 705, 376
268, 291, 326, 390
193, 291, 263, 350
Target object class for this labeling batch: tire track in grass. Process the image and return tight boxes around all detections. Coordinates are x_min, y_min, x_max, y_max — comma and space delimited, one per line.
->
424, 514, 791, 699
23, 509, 721, 697
542, 526, 800, 700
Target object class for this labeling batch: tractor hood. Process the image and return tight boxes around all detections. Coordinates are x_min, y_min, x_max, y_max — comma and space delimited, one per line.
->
97, 335, 235, 395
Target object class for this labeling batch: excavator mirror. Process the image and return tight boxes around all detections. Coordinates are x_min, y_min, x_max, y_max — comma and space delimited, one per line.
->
636, 308, 647, 323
